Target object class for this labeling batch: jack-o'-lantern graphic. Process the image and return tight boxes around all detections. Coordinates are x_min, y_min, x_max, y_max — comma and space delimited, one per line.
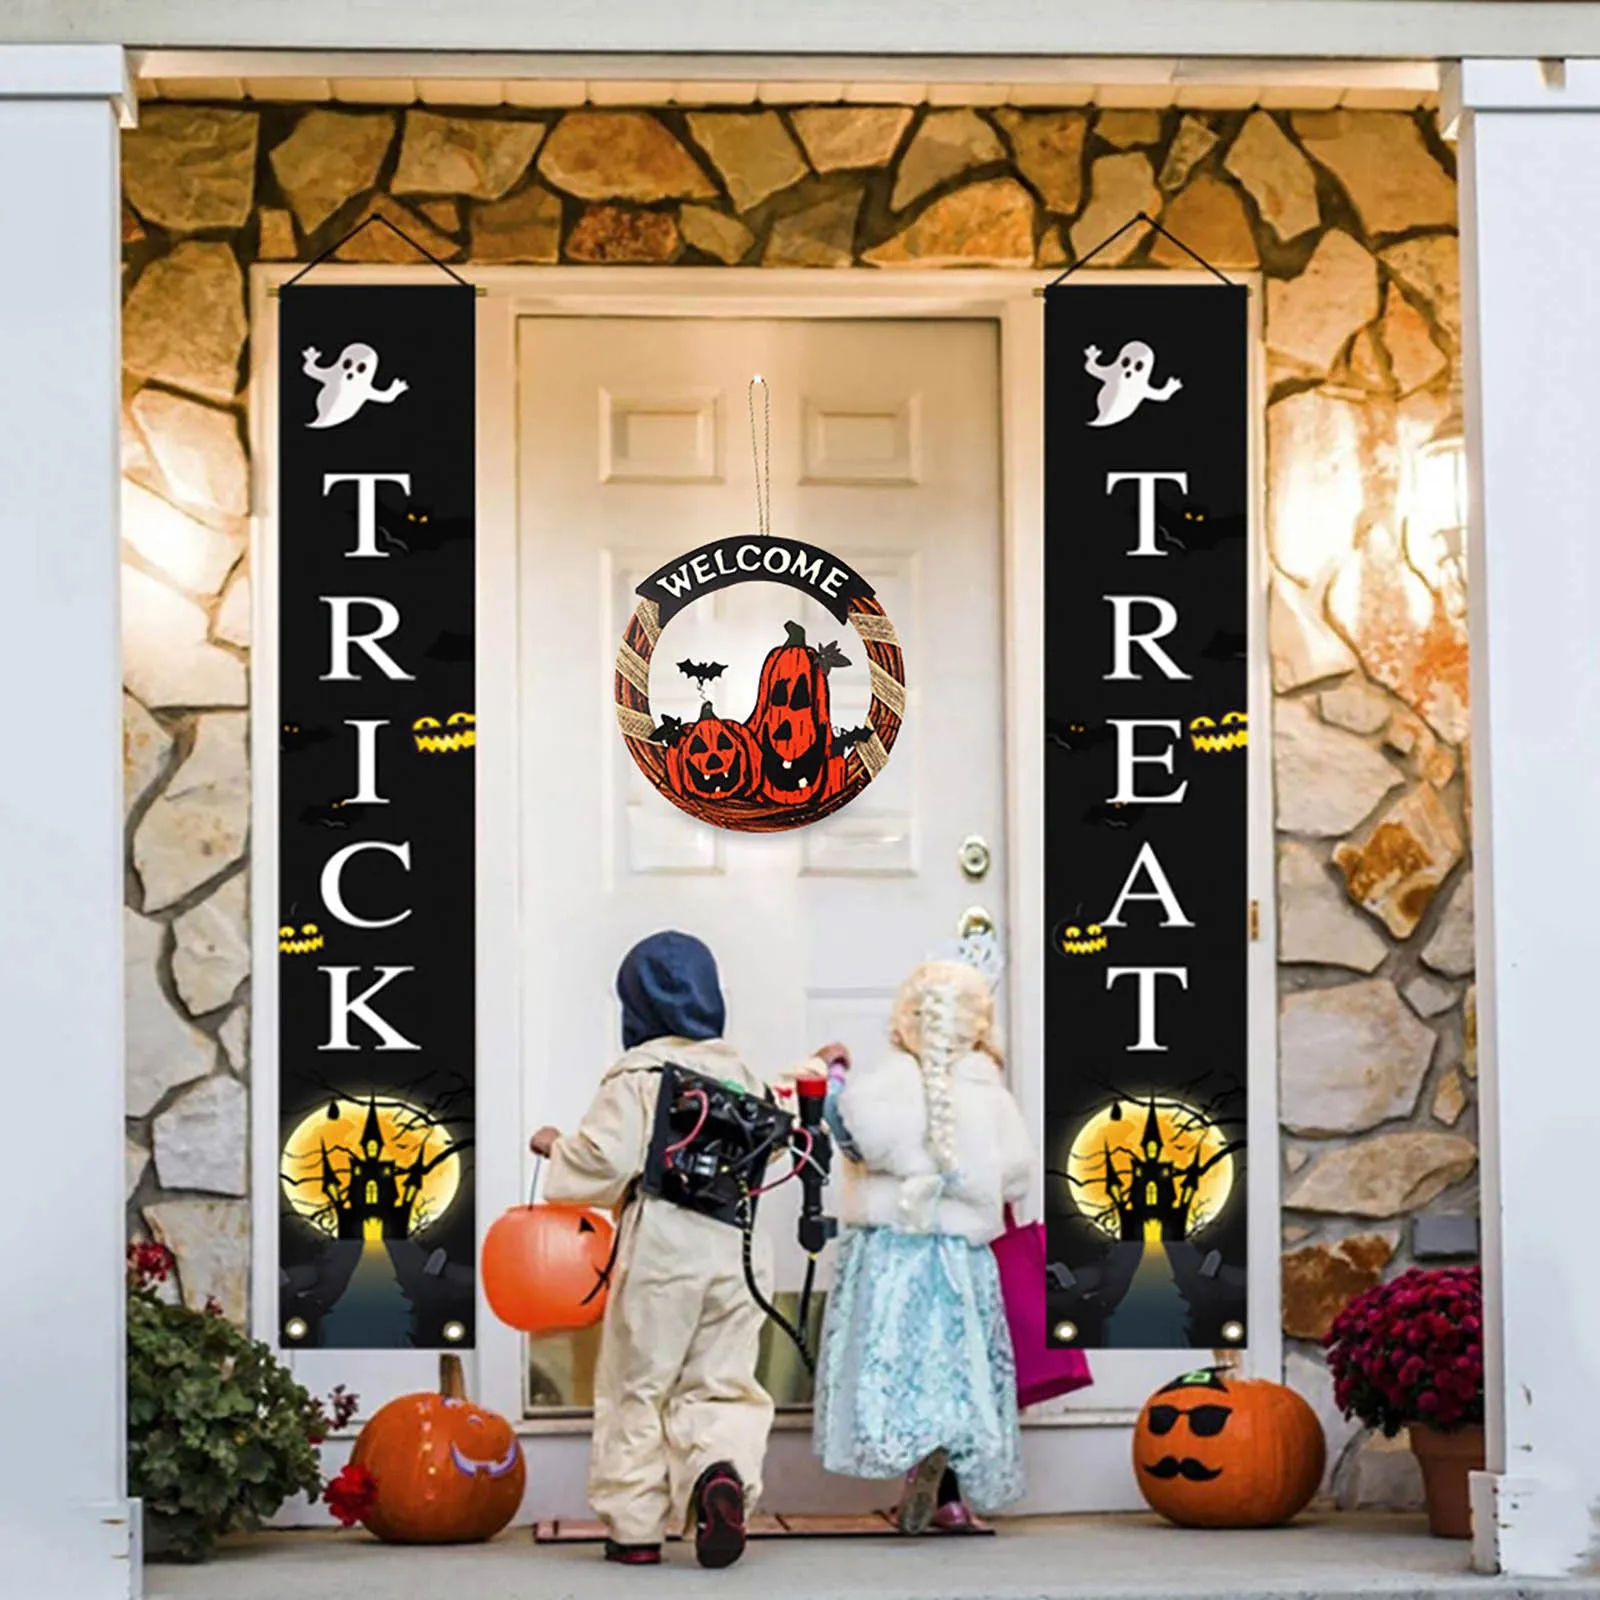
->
665, 702, 761, 801
1189, 711, 1247, 754
1133, 1369, 1324, 1528
746, 621, 850, 806
279, 920, 324, 956
349, 1355, 526, 1543
413, 711, 475, 755
1055, 919, 1108, 957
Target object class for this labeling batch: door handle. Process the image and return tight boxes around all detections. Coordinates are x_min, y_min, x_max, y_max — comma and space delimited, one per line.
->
958, 906, 994, 940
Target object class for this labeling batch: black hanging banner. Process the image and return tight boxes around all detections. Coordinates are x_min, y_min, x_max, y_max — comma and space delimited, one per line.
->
277, 284, 477, 1351
1043, 282, 1249, 1352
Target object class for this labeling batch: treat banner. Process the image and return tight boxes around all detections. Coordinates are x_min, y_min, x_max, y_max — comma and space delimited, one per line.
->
1043, 283, 1249, 1352
277, 284, 477, 1351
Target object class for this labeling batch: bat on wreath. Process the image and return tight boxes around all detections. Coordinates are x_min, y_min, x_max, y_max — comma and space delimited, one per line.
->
835, 724, 875, 750
677, 659, 728, 693
650, 713, 688, 747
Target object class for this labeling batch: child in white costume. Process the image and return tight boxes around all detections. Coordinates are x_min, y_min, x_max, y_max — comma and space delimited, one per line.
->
812, 958, 1034, 1531
530, 930, 833, 1569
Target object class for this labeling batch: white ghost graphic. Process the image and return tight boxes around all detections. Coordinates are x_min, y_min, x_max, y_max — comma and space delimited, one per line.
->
1084, 341, 1182, 428
302, 343, 409, 430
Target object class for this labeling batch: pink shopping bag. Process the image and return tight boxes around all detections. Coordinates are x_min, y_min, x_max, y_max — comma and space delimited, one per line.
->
991, 1205, 1093, 1409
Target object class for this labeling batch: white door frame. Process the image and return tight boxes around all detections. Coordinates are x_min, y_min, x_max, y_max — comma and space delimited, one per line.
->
248, 263, 1279, 1448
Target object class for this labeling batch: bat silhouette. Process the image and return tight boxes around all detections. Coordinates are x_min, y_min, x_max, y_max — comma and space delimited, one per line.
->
650, 714, 688, 747
677, 660, 727, 685
426, 629, 475, 664
373, 502, 472, 556
1155, 501, 1245, 554
1046, 717, 1114, 754
1200, 629, 1248, 663
1082, 798, 1156, 829
835, 724, 874, 750
281, 721, 333, 754
299, 798, 353, 831
816, 640, 850, 674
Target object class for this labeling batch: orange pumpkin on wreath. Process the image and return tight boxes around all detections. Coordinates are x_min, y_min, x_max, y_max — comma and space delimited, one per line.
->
665, 701, 762, 802
346, 1355, 525, 1543
1133, 1368, 1325, 1528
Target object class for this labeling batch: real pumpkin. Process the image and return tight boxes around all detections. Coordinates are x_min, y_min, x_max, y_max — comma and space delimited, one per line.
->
1132, 1368, 1325, 1528
350, 1355, 525, 1543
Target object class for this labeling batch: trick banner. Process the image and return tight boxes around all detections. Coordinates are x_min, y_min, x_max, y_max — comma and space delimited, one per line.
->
277, 284, 477, 1350
1043, 283, 1249, 1351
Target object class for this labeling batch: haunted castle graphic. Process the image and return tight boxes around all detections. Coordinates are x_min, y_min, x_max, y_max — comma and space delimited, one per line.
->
1049, 1081, 1247, 1349
319, 1099, 432, 1241
279, 1078, 474, 1349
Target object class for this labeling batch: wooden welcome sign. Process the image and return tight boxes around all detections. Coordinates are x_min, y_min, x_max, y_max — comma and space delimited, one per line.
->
276, 284, 477, 1352
1042, 282, 1250, 1353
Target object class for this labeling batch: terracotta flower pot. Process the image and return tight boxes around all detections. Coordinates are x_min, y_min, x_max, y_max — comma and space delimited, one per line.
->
1408, 1423, 1485, 1539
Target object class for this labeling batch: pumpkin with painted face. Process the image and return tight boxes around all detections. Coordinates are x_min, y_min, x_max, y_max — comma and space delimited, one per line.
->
665, 702, 761, 801
1055, 919, 1108, 957
745, 620, 849, 806
350, 1356, 525, 1543
481, 1194, 614, 1335
1134, 1369, 1324, 1528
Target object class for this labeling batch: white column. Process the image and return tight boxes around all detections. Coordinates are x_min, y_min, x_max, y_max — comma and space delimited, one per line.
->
0, 45, 136, 1600
1446, 58, 1600, 1580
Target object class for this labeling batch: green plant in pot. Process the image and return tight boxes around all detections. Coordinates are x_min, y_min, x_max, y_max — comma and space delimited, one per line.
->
126, 1242, 358, 1562
1325, 1264, 1484, 1539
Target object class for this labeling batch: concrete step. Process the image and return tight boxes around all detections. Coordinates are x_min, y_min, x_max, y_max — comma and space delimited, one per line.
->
141, 1512, 1600, 1600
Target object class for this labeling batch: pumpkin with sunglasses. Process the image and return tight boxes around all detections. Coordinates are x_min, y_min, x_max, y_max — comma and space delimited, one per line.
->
1134, 1369, 1325, 1527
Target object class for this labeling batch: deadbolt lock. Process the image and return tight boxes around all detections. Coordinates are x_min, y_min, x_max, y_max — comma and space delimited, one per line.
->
958, 834, 991, 881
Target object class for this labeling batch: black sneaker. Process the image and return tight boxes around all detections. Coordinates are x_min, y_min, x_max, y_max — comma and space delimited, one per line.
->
692, 1461, 747, 1569
604, 1539, 662, 1565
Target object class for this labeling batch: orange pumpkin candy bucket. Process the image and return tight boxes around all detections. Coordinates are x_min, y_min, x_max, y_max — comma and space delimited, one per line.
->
481, 1157, 617, 1335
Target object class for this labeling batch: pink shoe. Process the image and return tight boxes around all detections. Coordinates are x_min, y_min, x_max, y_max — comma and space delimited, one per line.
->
931, 1501, 987, 1534
894, 1448, 949, 1535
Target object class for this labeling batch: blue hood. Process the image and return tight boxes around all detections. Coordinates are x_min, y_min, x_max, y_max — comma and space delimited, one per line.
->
616, 931, 726, 1050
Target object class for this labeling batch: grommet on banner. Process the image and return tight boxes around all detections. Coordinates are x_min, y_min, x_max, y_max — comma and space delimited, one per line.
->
267, 211, 484, 296
1033, 210, 1235, 296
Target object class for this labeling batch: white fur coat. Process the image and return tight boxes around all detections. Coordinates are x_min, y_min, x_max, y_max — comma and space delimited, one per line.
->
833, 1048, 1034, 1246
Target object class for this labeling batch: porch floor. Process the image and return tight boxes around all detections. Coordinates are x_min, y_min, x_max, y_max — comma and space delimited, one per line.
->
143, 1512, 1600, 1599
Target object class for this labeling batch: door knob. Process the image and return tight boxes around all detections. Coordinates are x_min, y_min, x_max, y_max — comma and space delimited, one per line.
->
958, 906, 994, 940
958, 834, 991, 881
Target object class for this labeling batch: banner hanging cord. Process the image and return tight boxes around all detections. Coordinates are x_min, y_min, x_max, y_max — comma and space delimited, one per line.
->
1037, 210, 1234, 293
748, 375, 772, 537
272, 212, 481, 296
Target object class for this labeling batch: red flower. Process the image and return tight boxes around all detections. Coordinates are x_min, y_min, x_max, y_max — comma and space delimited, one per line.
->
323, 1464, 379, 1528
126, 1241, 175, 1286
1324, 1265, 1484, 1436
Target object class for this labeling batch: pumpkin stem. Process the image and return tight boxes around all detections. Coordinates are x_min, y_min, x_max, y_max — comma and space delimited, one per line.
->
439, 1353, 467, 1400
698, 700, 714, 720
782, 620, 807, 648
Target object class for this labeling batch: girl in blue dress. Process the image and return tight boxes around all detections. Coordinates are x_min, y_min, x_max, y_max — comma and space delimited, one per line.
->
811, 959, 1034, 1531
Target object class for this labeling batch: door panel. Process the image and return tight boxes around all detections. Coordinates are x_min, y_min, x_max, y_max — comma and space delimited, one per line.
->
515, 317, 1004, 1411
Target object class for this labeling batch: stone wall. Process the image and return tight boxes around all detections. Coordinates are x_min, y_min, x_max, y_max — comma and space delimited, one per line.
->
119, 99, 1470, 1500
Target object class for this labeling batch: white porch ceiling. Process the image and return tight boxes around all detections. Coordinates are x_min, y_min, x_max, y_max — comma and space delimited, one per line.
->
131, 52, 1441, 111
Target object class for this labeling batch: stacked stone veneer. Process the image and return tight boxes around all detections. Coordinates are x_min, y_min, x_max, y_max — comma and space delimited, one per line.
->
120, 99, 1470, 1501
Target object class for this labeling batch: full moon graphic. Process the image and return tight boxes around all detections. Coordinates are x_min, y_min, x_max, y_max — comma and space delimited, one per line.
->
1065, 1099, 1234, 1238
280, 1099, 461, 1237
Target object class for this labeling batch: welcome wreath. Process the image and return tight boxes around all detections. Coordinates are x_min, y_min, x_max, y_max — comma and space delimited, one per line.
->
614, 380, 908, 834
613, 540, 906, 833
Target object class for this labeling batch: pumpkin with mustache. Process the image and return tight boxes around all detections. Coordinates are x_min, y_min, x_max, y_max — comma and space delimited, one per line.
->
350, 1356, 525, 1543
1134, 1369, 1324, 1527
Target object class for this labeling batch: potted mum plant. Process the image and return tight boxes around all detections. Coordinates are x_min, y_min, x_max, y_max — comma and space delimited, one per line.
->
1324, 1264, 1484, 1539
126, 1242, 358, 1561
